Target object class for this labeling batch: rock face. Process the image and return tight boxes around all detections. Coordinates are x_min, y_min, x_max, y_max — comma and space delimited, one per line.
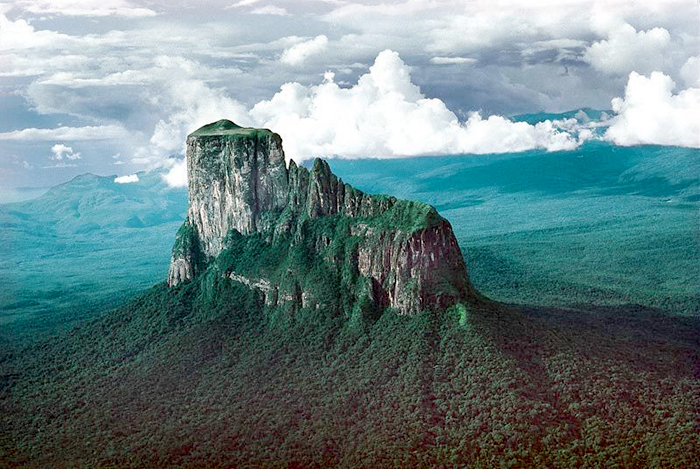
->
185, 121, 289, 258
169, 119, 475, 315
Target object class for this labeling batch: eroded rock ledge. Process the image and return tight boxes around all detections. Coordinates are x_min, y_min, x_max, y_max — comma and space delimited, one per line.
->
168, 119, 475, 315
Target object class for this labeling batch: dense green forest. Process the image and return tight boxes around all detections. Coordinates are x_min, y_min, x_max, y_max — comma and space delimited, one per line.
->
2, 236, 698, 467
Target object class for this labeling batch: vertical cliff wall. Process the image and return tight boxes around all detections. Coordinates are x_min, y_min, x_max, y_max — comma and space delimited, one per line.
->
185, 121, 289, 258
168, 120, 475, 315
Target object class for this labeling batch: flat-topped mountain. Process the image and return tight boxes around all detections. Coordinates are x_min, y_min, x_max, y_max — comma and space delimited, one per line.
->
169, 119, 475, 316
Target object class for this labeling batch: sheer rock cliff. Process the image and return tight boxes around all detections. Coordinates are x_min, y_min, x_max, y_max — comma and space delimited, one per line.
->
168, 119, 475, 315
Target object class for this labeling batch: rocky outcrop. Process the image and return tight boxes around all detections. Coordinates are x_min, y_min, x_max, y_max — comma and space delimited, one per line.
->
185, 120, 288, 257
168, 119, 475, 315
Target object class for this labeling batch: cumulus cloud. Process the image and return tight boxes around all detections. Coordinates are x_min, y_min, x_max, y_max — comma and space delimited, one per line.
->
280, 35, 328, 65
0, 12, 75, 51
145, 74, 250, 162
0, 125, 129, 140
128, 58, 251, 176
250, 50, 579, 162
430, 57, 477, 65
114, 173, 139, 183
159, 49, 581, 187
584, 23, 671, 75
680, 56, 700, 87
9, 49, 250, 179
162, 160, 187, 188
51, 143, 81, 160
605, 71, 700, 148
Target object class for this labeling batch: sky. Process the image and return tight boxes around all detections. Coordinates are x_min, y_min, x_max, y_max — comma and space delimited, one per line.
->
0, 0, 698, 190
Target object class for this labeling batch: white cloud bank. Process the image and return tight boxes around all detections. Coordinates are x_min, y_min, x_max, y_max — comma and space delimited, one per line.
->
605, 71, 700, 148
152, 50, 700, 188
680, 56, 700, 87
253, 50, 579, 161
584, 23, 671, 76
430, 57, 477, 65
141, 56, 250, 168
0, 125, 129, 141
114, 173, 139, 183
51, 143, 80, 160
162, 160, 188, 188
280, 35, 328, 66
164, 50, 580, 187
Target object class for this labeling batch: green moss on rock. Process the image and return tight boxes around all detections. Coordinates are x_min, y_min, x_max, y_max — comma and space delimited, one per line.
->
188, 119, 277, 139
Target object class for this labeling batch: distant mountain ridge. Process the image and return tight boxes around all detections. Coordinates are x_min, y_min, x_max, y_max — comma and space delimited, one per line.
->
0, 171, 187, 344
